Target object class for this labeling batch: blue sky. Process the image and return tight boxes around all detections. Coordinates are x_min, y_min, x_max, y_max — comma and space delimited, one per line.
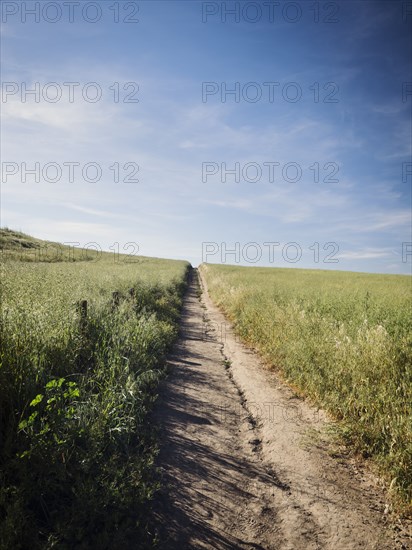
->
1, 0, 411, 273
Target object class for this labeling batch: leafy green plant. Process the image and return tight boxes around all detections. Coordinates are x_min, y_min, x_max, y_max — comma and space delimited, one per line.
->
18, 378, 80, 460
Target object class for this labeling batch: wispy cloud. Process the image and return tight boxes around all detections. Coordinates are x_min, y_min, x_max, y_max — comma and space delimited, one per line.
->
338, 248, 394, 260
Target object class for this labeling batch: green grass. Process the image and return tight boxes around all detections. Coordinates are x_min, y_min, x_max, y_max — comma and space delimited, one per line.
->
0, 228, 190, 548
0, 227, 99, 262
200, 263, 412, 508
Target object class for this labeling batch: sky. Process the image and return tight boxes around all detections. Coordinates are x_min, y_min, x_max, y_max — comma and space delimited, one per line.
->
1, 0, 411, 273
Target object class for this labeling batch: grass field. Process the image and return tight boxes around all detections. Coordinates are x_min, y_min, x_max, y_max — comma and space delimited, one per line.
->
0, 228, 190, 548
200, 263, 412, 507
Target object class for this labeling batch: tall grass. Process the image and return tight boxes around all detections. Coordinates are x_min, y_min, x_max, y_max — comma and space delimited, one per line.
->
0, 237, 190, 548
200, 263, 412, 507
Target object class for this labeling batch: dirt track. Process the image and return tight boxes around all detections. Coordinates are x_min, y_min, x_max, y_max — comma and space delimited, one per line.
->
152, 270, 410, 549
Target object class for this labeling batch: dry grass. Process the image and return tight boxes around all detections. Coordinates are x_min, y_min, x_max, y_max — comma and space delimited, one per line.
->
200, 262, 412, 508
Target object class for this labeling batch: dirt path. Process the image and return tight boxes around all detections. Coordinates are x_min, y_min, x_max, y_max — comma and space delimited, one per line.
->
151, 270, 409, 549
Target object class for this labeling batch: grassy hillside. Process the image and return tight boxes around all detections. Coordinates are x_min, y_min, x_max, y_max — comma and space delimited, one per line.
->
0, 227, 93, 262
0, 228, 191, 548
0, 227, 167, 264
200, 263, 412, 508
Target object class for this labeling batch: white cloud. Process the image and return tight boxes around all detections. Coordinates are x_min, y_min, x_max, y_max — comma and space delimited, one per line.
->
338, 249, 393, 260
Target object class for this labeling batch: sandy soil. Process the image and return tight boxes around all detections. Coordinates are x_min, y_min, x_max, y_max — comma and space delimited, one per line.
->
151, 270, 411, 549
